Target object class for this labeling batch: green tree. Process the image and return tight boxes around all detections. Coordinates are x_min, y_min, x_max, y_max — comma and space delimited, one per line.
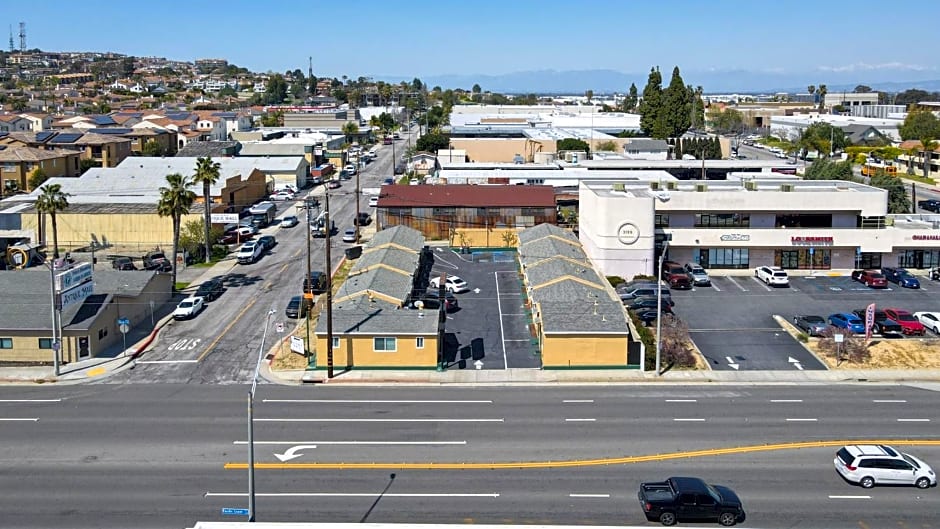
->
341, 121, 359, 145
661, 66, 692, 137
179, 218, 223, 261
259, 110, 283, 127
79, 159, 100, 175
377, 112, 396, 133
584, 89, 594, 103
557, 138, 590, 154
804, 159, 857, 181
899, 110, 940, 141
817, 84, 828, 112
869, 174, 912, 213
36, 183, 71, 258
28, 167, 49, 189
157, 173, 196, 290
638, 67, 666, 138
265, 74, 288, 104
192, 157, 221, 264
622, 83, 638, 112
854, 85, 872, 93
690, 86, 705, 129
595, 140, 618, 152
919, 138, 938, 179
674, 138, 684, 159
416, 131, 450, 153
471, 83, 482, 103
141, 139, 166, 157
708, 107, 745, 134
801, 122, 847, 157
709, 137, 722, 159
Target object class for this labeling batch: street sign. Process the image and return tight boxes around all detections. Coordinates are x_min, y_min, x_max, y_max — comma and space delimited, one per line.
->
221, 507, 249, 516
58, 281, 94, 311
290, 336, 304, 354
55, 262, 93, 292
211, 213, 239, 224
275, 322, 285, 333
118, 317, 130, 335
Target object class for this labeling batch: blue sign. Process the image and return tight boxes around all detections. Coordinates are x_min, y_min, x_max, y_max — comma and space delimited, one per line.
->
809, 247, 815, 255
117, 317, 130, 326
221, 508, 250, 516
856, 247, 862, 255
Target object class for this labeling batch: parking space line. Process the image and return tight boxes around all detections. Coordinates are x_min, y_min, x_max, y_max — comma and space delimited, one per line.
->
494, 271, 508, 370
751, 276, 773, 291
569, 493, 610, 498
565, 418, 596, 422
725, 276, 748, 292
673, 418, 706, 422
563, 400, 595, 403
665, 399, 697, 402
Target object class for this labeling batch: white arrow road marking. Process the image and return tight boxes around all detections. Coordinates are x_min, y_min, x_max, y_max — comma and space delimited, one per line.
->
205, 492, 500, 498
788, 356, 804, 370
273, 444, 317, 462
725, 356, 740, 370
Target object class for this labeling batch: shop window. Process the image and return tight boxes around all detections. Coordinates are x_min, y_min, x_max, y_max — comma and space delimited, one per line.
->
374, 337, 397, 352
775, 249, 831, 269
699, 248, 749, 269
38, 338, 53, 349
0, 338, 12, 349
898, 250, 940, 269
858, 253, 882, 269
695, 213, 750, 228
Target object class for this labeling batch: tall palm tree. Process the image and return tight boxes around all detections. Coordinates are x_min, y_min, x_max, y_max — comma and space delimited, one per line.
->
817, 84, 828, 112
36, 184, 71, 259
920, 137, 938, 179
157, 173, 196, 290
192, 157, 221, 263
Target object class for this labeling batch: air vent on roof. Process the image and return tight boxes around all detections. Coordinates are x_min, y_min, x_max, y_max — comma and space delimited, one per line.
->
780, 183, 795, 192
612, 183, 625, 192
695, 183, 708, 192
666, 181, 677, 190
649, 181, 660, 191
745, 180, 758, 191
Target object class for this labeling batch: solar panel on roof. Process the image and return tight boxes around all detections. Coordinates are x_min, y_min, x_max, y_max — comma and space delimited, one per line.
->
49, 133, 82, 144
35, 131, 55, 142
89, 128, 132, 134
93, 116, 117, 125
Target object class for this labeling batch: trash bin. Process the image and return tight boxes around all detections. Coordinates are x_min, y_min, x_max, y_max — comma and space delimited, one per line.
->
345, 246, 362, 260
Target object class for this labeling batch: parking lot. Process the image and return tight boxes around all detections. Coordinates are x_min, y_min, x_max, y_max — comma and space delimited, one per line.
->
429, 249, 538, 370
671, 273, 940, 371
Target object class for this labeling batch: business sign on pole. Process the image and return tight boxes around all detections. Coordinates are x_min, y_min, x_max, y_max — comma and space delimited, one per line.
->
210, 213, 240, 224
59, 281, 95, 311
865, 303, 876, 340
55, 262, 93, 292
290, 336, 305, 355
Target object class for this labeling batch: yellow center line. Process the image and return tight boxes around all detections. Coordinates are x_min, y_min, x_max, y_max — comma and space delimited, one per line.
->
224, 439, 940, 470
197, 295, 260, 362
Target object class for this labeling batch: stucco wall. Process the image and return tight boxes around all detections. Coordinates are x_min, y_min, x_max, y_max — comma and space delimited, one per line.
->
541, 334, 628, 367
316, 334, 438, 368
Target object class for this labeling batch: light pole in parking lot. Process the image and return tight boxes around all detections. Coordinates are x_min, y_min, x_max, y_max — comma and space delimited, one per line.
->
247, 307, 277, 522
655, 240, 669, 376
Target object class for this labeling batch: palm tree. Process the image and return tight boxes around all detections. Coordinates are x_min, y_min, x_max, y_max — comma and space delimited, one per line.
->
157, 173, 196, 290
920, 137, 938, 179
342, 121, 359, 146
192, 157, 221, 263
36, 184, 71, 259
817, 84, 828, 112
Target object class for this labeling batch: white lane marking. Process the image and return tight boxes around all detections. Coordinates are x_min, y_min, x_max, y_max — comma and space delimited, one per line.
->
897, 418, 931, 422
495, 271, 508, 370
725, 276, 748, 292
665, 399, 697, 402
565, 418, 596, 422
828, 495, 871, 499
234, 441, 467, 446
711, 282, 722, 292
563, 400, 595, 403
503, 339, 530, 342
771, 399, 803, 403
569, 493, 611, 498
254, 418, 505, 423
752, 276, 773, 291
786, 418, 818, 422
205, 492, 500, 498
873, 399, 907, 403
137, 359, 199, 364
0, 399, 61, 403
263, 399, 493, 404
673, 418, 706, 422
502, 313, 526, 316
0, 418, 39, 421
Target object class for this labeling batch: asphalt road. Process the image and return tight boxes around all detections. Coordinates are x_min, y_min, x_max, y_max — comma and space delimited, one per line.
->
3, 384, 940, 528
100, 132, 416, 385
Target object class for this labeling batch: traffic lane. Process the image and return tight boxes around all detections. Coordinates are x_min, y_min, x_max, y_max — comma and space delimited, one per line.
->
691, 329, 823, 370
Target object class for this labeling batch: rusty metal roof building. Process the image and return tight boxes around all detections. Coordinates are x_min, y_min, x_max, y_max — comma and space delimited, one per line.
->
377, 184, 556, 208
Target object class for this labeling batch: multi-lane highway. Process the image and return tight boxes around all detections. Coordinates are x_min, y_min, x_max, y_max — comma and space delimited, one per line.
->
2, 384, 939, 528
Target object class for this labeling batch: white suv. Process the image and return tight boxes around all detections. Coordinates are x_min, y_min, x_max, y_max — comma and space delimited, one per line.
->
755, 265, 789, 286
834, 444, 935, 489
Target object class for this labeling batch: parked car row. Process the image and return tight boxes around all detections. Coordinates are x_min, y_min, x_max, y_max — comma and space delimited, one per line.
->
851, 267, 921, 289
794, 307, 930, 336
617, 279, 675, 326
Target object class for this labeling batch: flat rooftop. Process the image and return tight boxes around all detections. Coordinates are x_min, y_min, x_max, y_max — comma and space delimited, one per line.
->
581, 178, 885, 199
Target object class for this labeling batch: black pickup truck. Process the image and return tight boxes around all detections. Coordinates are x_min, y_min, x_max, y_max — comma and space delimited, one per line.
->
638, 476, 745, 526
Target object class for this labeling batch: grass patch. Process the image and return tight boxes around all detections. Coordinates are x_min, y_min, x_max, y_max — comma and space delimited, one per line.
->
900, 174, 936, 186
175, 282, 191, 291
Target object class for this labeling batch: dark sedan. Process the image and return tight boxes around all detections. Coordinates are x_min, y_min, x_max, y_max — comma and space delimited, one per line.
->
194, 277, 224, 302
627, 297, 673, 313
793, 314, 827, 336
285, 296, 307, 319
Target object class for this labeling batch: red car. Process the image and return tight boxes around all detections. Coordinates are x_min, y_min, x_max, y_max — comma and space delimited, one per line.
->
661, 261, 692, 290
851, 269, 887, 288
882, 308, 926, 335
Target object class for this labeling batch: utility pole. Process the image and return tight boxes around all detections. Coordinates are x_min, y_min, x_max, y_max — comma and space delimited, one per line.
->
324, 189, 334, 379
304, 195, 316, 363
355, 162, 361, 242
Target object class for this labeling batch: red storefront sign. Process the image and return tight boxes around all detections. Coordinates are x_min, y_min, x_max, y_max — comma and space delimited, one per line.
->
912, 235, 940, 241
791, 236, 834, 245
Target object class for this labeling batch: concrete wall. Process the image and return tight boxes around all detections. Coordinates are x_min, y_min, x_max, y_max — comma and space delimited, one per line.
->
541, 334, 628, 367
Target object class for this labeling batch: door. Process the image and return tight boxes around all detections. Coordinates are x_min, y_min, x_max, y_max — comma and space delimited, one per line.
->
77, 336, 90, 359
696, 493, 719, 521
889, 459, 916, 484
677, 493, 698, 521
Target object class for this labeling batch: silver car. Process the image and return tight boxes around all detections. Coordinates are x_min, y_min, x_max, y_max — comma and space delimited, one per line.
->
684, 263, 711, 286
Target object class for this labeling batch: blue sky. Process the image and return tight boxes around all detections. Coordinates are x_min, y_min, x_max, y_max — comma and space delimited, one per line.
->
5, 0, 940, 90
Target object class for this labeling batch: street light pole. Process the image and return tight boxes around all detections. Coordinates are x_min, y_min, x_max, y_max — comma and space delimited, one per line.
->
248, 308, 277, 522
324, 190, 334, 379
47, 261, 59, 376
655, 241, 669, 376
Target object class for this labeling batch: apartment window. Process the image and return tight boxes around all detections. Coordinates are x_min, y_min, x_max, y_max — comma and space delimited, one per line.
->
1, 163, 15, 173
654, 214, 670, 228
416, 337, 425, 349
98, 328, 108, 340
331, 337, 340, 349
0, 338, 11, 349
374, 337, 397, 352
695, 213, 750, 228
38, 338, 53, 349
525, 178, 545, 185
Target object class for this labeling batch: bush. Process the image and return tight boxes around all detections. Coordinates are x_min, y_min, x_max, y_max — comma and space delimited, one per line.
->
629, 312, 656, 370
632, 274, 657, 282
797, 332, 809, 343
606, 275, 626, 288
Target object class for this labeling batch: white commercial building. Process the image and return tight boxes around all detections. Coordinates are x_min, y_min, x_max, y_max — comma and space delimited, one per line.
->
579, 177, 940, 279
769, 113, 903, 142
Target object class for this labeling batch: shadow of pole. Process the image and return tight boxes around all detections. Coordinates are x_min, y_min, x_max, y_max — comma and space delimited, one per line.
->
359, 473, 396, 523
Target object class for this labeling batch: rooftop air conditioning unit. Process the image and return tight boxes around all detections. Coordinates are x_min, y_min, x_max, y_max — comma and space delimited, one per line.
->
695, 183, 708, 192
649, 181, 660, 191
745, 180, 758, 191
780, 183, 795, 192
666, 181, 678, 190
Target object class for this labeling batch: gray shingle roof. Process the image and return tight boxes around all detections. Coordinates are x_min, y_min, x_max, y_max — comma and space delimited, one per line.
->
518, 223, 578, 245
315, 297, 438, 335
532, 278, 613, 302
519, 237, 587, 264
525, 258, 605, 288
175, 141, 240, 157
336, 266, 414, 302
368, 225, 425, 252
0, 269, 158, 331
538, 300, 629, 334
351, 246, 420, 276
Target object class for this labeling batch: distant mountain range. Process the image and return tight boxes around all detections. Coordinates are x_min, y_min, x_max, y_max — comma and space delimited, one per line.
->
379, 68, 940, 95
